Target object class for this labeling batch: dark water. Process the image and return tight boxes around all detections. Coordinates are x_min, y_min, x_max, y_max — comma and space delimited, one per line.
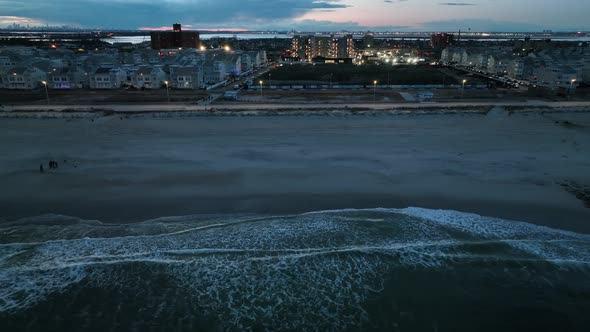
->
1, 208, 589, 331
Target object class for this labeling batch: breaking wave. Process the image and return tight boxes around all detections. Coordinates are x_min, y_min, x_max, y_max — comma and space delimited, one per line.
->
1, 208, 589, 331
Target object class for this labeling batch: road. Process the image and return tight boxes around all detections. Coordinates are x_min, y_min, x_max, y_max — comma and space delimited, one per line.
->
3, 100, 590, 113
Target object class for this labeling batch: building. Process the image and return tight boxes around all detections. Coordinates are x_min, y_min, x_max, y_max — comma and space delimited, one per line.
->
131, 66, 167, 89
3, 66, 46, 89
291, 35, 356, 62
202, 61, 226, 84
89, 67, 126, 89
150, 23, 200, 50
291, 35, 306, 60
363, 34, 375, 49
431, 33, 454, 49
169, 65, 203, 89
48, 67, 88, 89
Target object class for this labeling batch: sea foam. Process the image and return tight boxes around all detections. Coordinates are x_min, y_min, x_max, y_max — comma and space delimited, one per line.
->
1, 208, 589, 330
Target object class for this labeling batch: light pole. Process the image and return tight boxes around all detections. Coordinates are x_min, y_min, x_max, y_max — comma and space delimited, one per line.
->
268, 73, 272, 87
41, 81, 49, 104
373, 80, 378, 103
569, 79, 577, 100
259, 80, 263, 97
461, 79, 467, 98
164, 80, 170, 103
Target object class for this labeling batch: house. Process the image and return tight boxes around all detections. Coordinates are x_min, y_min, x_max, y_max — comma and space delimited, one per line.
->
131, 66, 167, 89
202, 61, 226, 85
47, 67, 89, 89
508, 58, 534, 79
90, 67, 126, 89
487, 54, 511, 75
3, 66, 47, 89
169, 66, 203, 89
223, 54, 242, 76
239, 52, 253, 72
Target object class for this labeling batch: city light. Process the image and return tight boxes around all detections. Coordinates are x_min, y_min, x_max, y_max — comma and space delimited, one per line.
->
224, 45, 231, 52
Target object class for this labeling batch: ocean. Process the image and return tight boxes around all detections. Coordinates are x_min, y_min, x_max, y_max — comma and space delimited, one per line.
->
1, 208, 589, 331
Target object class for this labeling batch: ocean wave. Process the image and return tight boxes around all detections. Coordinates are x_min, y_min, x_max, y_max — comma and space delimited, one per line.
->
1, 207, 589, 330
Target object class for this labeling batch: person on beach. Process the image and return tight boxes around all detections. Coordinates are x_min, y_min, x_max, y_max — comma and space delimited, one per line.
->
40, 164, 44, 173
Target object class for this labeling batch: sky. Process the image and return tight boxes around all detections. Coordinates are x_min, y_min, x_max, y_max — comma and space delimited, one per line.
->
0, 0, 589, 32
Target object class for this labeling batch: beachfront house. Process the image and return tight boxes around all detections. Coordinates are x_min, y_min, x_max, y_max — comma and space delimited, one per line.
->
90, 67, 126, 89
131, 66, 167, 89
47, 67, 89, 89
223, 54, 242, 77
3, 66, 47, 89
202, 61, 226, 85
169, 65, 203, 89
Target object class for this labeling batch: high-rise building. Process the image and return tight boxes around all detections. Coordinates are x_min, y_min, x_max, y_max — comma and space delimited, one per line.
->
292, 34, 356, 61
363, 34, 375, 49
430, 33, 455, 49
150, 24, 200, 50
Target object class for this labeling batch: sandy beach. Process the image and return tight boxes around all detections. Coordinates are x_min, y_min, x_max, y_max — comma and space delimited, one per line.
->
1, 108, 589, 232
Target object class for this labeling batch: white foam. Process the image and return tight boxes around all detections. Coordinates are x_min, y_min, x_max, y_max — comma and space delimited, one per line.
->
1, 207, 589, 330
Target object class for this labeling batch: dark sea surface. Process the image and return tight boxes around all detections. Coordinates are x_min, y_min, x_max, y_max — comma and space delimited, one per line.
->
1, 208, 589, 331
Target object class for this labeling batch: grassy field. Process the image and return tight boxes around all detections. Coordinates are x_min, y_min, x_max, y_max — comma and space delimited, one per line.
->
259, 64, 468, 85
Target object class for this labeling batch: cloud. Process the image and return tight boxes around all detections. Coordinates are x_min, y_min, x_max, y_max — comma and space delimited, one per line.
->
282, 19, 410, 32
0, 15, 45, 26
0, 0, 349, 29
439, 2, 476, 5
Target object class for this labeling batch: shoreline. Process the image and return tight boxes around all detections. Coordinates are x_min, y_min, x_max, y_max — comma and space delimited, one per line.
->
2, 193, 590, 234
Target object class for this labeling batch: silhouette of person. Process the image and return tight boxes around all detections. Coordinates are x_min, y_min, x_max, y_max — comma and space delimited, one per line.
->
40, 164, 44, 173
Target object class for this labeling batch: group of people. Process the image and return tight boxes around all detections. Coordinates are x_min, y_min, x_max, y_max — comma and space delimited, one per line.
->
39, 160, 60, 173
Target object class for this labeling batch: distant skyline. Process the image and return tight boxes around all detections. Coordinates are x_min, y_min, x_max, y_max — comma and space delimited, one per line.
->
1, 0, 590, 32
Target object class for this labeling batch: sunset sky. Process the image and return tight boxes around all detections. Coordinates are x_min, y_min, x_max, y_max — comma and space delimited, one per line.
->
1, 0, 589, 31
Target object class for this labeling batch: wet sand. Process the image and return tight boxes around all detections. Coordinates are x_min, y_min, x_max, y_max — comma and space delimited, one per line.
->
1, 110, 589, 232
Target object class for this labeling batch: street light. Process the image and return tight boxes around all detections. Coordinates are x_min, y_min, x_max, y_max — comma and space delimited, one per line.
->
373, 80, 378, 103
268, 73, 272, 87
569, 79, 577, 100
461, 79, 467, 98
41, 81, 49, 104
164, 80, 170, 103
259, 80, 263, 97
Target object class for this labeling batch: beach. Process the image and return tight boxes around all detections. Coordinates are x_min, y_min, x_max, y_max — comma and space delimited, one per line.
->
1, 108, 589, 231
2, 107, 590, 331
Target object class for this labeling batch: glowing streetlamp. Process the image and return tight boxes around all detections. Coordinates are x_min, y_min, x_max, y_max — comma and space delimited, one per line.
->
569, 79, 577, 100
373, 80, 378, 103
41, 81, 49, 104
461, 79, 467, 98
164, 80, 170, 103
259, 80, 263, 97
224, 45, 231, 52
